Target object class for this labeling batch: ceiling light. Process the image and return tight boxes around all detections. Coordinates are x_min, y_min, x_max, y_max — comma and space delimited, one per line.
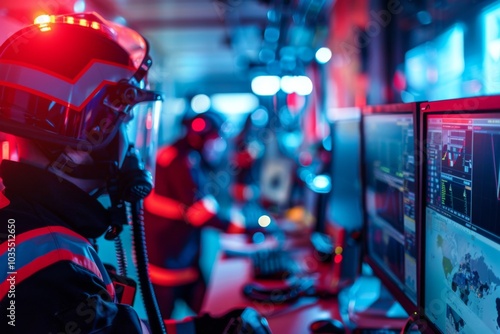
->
280, 75, 313, 95
211, 93, 259, 114
294, 76, 313, 95
191, 94, 211, 113
251, 75, 281, 96
311, 174, 331, 193
315, 47, 332, 64
280, 76, 296, 94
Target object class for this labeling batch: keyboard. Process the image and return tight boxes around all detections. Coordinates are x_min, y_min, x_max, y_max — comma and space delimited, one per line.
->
250, 248, 295, 280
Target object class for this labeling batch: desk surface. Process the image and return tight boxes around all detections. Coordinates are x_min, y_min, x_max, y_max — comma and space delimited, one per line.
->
201, 234, 343, 334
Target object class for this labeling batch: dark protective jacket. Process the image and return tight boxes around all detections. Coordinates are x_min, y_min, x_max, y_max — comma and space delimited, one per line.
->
0, 160, 145, 333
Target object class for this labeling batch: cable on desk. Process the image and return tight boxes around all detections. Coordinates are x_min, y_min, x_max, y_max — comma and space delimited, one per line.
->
400, 312, 424, 334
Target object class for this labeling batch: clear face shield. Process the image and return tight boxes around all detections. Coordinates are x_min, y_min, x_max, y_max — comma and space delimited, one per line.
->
124, 98, 163, 183
109, 15, 164, 183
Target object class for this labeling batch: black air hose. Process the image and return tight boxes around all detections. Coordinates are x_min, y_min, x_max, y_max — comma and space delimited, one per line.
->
114, 236, 127, 276
131, 200, 166, 334
120, 146, 167, 334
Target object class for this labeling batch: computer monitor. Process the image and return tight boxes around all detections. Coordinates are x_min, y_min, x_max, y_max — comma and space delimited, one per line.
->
361, 102, 420, 315
418, 96, 500, 334
327, 107, 363, 234
325, 107, 364, 286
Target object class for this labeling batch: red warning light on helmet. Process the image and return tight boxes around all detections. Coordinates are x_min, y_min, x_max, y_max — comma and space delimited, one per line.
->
34, 14, 55, 32
34, 15, 53, 24
65, 16, 75, 24
191, 118, 206, 132
33, 13, 113, 38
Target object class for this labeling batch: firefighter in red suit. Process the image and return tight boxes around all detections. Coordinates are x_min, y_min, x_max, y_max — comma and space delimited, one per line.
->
0, 12, 271, 334
144, 111, 250, 319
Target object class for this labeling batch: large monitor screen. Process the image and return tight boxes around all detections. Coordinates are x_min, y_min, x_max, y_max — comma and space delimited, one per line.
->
420, 98, 500, 334
362, 103, 419, 313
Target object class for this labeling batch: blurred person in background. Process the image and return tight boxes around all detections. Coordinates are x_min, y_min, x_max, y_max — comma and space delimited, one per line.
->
144, 110, 256, 319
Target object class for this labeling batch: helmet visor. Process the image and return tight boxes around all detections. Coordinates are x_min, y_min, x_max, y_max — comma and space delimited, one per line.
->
125, 98, 162, 181
0, 12, 157, 150
0, 84, 162, 151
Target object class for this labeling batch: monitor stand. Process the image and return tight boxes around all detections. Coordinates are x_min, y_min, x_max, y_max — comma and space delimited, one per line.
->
337, 275, 408, 331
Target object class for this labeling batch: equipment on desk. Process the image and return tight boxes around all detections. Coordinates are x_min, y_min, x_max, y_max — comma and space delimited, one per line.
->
243, 278, 315, 304
243, 275, 338, 304
259, 157, 294, 210
338, 103, 420, 334
324, 108, 364, 285
250, 247, 295, 280
309, 319, 346, 334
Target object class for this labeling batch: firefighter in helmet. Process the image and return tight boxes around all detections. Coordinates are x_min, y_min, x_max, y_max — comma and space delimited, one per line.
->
0, 12, 271, 334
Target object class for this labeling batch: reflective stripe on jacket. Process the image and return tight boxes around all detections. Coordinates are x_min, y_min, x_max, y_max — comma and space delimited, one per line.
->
0, 226, 115, 301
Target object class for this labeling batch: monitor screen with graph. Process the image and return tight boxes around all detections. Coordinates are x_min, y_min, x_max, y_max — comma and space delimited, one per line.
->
419, 96, 500, 334
361, 103, 419, 314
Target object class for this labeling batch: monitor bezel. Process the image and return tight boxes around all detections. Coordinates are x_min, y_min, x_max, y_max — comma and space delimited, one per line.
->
360, 102, 421, 316
417, 95, 500, 334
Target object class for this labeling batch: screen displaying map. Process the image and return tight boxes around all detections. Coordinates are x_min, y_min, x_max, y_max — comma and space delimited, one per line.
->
423, 114, 500, 334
